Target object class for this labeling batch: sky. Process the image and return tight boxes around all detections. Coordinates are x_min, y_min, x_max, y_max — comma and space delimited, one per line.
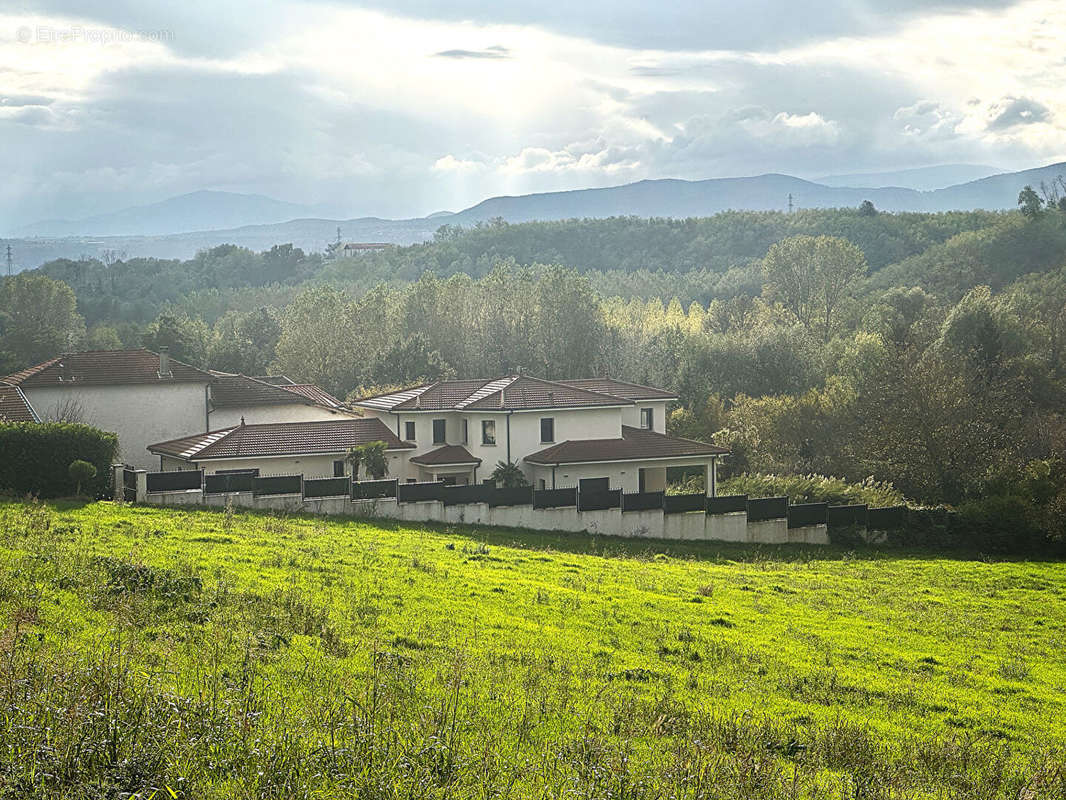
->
2, 0, 1066, 226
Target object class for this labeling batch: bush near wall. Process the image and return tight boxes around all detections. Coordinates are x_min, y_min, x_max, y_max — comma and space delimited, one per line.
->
720, 473, 904, 508
0, 422, 118, 499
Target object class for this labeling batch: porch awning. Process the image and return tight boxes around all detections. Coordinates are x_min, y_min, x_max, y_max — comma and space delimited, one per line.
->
524, 426, 727, 467
409, 444, 482, 467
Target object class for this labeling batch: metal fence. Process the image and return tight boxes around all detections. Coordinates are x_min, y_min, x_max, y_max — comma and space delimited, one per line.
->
787, 502, 828, 529
706, 494, 748, 515
303, 476, 350, 499
533, 487, 577, 508
351, 479, 398, 500
622, 491, 664, 512
398, 481, 447, 503
146, 470, 203, 493
253, 475, 302, 497
489, 486, 534, 507
746, 496, 788, 522
663, 493, 706, 514
578, 489, 622, 512
828, 504, 867, 528
204, 471, 255, 494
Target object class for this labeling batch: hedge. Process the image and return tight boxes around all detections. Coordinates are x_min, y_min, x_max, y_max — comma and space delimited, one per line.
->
0, 422, 118, 499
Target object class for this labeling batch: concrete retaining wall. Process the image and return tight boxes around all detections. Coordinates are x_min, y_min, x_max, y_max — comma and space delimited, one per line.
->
130, 466, 828, 545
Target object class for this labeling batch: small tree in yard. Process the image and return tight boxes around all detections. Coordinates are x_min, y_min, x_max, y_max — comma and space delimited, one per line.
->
490, 461, 529, 488
346, 441, 389, 481
68, 459, 96, 497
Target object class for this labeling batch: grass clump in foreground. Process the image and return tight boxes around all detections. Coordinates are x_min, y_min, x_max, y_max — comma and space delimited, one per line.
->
0, 500, 1064, 799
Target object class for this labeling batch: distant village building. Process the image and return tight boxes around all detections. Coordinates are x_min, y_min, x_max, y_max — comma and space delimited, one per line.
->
327, 241, 392, 259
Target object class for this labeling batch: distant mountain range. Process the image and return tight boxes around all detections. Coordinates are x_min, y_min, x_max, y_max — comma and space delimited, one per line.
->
815, 164, 1002, 191
7, 161, 1066, 271
17, 190, 315, 238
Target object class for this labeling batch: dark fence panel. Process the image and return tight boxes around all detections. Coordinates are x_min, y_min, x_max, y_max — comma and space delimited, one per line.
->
579, 489, 622, 512
533, 487, 577, 508
204, 471, 255, 494
122, 467, 138, 501
254, 475, 302, 496
747, 496, 788, 522
828, 504, 867, 528
398, 481, 446, 503
788, 502, 828, 528
489, 486, 534, 507
706, 494, 748, 515
303, 476, 350, 499
868, 505, 907, 530
442, 484, 493, 506
663, 493, 705, 514
352, 479, 398, 500
622, 491, 663, 512
146, 470, 202, 493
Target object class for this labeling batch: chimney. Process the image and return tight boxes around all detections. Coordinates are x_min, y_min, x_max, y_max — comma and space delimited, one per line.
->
59, 360, 71, 382
158, 347, 171, 378
499, 388, 505, 408
240, 415, 246, 426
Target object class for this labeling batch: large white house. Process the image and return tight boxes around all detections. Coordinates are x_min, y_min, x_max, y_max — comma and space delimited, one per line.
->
3, 349, 350, 470
353, 375, 727, 494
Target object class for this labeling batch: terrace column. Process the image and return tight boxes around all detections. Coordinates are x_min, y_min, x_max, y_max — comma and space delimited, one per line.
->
704, 458, 717, 497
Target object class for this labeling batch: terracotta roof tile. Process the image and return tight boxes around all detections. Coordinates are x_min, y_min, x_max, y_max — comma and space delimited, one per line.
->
149, 418, 413, 461
524, 425, 727, 465
410, 444, 482, 466
281, 384, 345, 409
355, 375, 635, 412
210, 374, 316, 408
3, 349, 212, 387
556, 378, 678, 401
0, 383, 39, 422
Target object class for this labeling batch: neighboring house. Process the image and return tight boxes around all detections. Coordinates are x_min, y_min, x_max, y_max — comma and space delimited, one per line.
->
0, 381, 40, 422
148, 418, 415, 477
206, 372, 354, 428
353, 375, 728, 494
2, 349, 348, 471
2, 348, 213, 469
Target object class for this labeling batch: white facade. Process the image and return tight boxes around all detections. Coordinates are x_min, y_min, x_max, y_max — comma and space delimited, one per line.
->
160, 450, 410, 480
25, 382, 209, 470
208, 403, 355, 429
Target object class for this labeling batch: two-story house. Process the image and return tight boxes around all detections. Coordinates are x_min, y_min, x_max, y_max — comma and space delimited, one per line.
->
3, 349, 351, 470
353, 375, 727, 495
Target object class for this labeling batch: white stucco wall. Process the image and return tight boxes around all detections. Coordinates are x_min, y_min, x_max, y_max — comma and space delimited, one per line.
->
209, 403, 354, 428
528, 456, 711, 493
158, 450, 411, 481
25, 382, 209, 470
620, 400, 668, 433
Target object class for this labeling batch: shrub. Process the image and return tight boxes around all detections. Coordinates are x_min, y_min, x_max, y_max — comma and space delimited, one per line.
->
720, 473, 904, 507
68, 459, 97, 496
0, 422, 118, 498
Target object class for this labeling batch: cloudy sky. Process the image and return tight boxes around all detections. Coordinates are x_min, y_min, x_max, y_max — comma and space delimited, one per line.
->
2, 0, 1065, 225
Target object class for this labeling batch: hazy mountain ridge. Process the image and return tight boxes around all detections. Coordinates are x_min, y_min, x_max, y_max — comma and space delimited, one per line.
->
7, 161, 1066, 271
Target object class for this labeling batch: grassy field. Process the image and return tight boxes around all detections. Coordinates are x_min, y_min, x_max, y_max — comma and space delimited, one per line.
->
0, 500, 1064, 799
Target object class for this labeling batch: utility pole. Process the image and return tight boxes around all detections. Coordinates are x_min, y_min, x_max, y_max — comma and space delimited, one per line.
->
5, 243, 11, 277
787, 193, 794, 214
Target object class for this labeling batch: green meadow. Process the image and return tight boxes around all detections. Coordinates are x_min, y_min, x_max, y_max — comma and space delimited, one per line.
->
0, 499, 1063, 799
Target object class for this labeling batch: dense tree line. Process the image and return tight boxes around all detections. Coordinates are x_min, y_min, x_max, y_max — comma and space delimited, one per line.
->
4, 206, 1065, 541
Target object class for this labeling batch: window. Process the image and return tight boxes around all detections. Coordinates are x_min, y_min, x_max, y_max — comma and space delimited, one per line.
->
333, 459, 346, 477
481, 419, 496, 445
461, 418, 468, 444
432, 418, 446, 444
640, 407, 654, 429
540, 417, 555, 443
404, 420, 416, 441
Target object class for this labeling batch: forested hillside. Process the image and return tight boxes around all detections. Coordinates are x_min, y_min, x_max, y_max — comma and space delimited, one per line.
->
3, 201, 1065, 534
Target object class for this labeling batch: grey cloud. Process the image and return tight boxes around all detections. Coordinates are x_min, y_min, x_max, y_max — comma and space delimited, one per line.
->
0, 94, 55, 107
334, 0, 1021, 52
988, 97, 1051, 130
433, 45, 510, 59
